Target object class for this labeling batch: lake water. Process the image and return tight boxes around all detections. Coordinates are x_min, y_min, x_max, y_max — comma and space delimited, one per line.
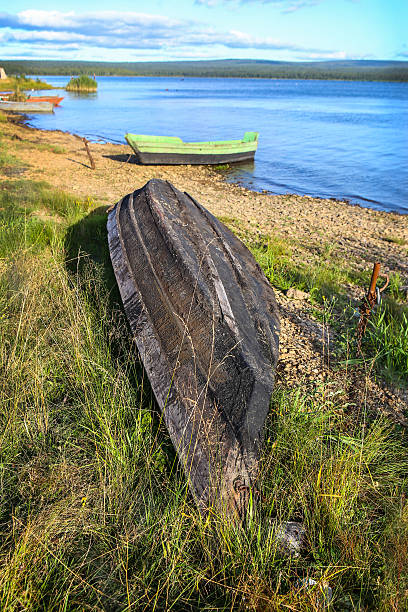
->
26, 76, 408, 214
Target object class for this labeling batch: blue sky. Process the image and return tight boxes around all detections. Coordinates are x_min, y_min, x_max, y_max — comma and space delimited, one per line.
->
0, 0, 407, 62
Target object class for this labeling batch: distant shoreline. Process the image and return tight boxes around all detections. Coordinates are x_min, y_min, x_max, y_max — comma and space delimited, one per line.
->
41, 74, 408, 83
2, 58, 407, 82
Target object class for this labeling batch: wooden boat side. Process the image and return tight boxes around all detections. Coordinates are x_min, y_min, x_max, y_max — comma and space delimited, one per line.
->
125, 132, 258, 165
27, 96, 64, 106
132, 150, 256, 165
0, 100, 54, 113
107, 179, 279, 516
0, 94, 63, 106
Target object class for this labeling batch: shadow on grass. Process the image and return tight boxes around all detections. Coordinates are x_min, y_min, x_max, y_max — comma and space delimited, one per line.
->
65, 205, 115, 286
64, 205, 178, 467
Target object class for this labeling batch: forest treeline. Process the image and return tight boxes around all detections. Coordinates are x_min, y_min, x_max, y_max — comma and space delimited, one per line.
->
1, 59, 407, 81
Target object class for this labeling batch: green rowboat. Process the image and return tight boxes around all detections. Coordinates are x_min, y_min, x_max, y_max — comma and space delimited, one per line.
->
124, 131, 258, 165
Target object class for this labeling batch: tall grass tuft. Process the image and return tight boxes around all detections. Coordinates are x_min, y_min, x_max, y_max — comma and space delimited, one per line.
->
66, 75, 97, 92
364, 300, 408, 383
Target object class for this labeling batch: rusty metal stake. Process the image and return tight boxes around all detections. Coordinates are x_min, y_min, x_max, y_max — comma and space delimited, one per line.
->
83, 137, 95, 169
356, 262, 387, 354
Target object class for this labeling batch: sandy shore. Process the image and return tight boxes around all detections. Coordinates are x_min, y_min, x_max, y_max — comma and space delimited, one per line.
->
3, 116, 408, 421
7, 118, 407, 267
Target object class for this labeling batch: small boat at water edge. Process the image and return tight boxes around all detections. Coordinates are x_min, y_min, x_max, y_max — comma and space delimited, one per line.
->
0, 95, 63, 106
107, 179, 279, 516
125, 131, 259, 165
0, 100, 54, 113
27, 96, 64, 106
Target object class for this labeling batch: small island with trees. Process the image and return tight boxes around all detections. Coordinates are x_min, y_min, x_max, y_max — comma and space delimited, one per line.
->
66, 75, 97, 92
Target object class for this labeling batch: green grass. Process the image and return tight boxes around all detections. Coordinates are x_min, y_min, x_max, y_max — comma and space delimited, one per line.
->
362, 300, 408, 384
383, 235, 407, 246
0, 180, 94, 258
0, 254, 407, 609
13, 140, 67, 156
36, 143, 67, 155
213, 163, 230, 171
0, 158, 407, 608
220, 220, 367, 302
388, 271, 407, 301
0, 150, 20, 170
0, 76, 53, 92
0, 140, 23, 170
220, 219, 408, 386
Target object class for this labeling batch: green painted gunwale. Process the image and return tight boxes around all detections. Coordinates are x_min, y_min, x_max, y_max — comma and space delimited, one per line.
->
125, 132, 258, 155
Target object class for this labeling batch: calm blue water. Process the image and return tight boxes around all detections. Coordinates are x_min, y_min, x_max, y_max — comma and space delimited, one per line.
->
26, 76, 408, 214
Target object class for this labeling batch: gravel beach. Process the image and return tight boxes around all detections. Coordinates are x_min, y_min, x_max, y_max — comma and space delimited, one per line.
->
3, 116, 408, 422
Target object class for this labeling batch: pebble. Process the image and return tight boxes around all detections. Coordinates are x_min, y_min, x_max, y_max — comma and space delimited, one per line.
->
275, 521, 306, 558
298, 578, 333, 608
286, 288, 310, 301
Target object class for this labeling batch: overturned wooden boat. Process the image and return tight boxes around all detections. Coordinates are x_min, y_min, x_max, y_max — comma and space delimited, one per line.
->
125, 132, 258, 165
0, 100, 54, 113
107, 179, 279, 516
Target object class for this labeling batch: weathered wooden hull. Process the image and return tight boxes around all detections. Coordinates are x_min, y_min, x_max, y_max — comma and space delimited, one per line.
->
133, 150, 256, 165
107, 180, 279, 516
0, 100, 54, 113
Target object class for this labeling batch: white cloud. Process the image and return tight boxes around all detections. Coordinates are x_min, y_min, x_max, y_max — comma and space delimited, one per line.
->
0, 10, 183, 35
195, 0, 323, 11
1, 30, 88, 43
17, 10, 77, 29
0, 9, 342, 59
281, 1, 321, 14
396, 43, 408, 58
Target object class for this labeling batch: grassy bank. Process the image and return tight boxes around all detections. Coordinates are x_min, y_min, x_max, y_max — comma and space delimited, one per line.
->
0, 116, 407, 609
0, 76, 53, 92
225, 221, 408, 387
